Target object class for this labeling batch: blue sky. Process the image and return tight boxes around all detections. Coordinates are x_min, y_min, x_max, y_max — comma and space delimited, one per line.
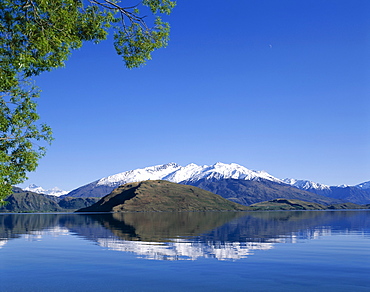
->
20, 0, 370, 191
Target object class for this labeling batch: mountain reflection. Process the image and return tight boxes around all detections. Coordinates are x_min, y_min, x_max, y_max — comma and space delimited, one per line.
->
1, 210, 370, 260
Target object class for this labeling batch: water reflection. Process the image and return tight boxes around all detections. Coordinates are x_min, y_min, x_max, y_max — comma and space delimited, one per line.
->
0, 239, 7, 248
97, 238, 273, 260
1, 210, 370, 260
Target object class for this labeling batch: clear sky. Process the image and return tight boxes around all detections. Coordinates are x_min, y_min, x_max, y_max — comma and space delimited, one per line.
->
19, 0, 370, 191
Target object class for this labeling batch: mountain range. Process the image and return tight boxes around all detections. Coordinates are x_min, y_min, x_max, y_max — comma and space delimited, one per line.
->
183, 178, 340, 205
282, 178, 370, 205
53, 162, 370, 205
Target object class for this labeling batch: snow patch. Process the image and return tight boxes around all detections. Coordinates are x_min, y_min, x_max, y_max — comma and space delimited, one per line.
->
24, 184, 68, 197
356, 181, 370, 190
282, 178, 330, 190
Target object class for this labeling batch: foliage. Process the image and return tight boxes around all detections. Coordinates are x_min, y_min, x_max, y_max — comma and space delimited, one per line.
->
0, 81, 52, 203
0, 0, 176, 202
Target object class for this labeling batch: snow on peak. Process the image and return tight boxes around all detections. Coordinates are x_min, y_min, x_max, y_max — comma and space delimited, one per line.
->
95, 162, 282, 188
24, 184, 68, 197
282, 178, 330, 190
96, 163, 182, 187
24, 184, 46, 194
356, 181, 370, 190
179, 162, 282, 183
163, 163, 207, 183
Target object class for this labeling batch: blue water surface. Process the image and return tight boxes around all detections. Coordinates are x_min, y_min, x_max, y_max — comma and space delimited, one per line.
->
0, 210, 369, 291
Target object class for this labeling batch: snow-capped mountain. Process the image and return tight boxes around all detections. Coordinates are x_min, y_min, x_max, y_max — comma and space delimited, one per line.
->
282, 179, 370, 205
63, 162, 370, 204
24, 184, 68, 197
66, 162, 283, 198
282, 178, 331, 191
97, 162, 282, 187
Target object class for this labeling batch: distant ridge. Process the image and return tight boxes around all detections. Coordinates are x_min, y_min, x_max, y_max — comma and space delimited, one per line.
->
282, 178, 331, 191
24, 184, 68, 197
283, 179, 370, 204
0, 187, 100, 213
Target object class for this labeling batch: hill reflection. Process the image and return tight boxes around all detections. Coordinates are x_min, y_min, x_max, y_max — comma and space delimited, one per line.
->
1, 210, 370, 260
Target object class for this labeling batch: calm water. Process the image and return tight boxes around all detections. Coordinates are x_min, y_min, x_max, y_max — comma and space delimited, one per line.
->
1, 210, 370, 291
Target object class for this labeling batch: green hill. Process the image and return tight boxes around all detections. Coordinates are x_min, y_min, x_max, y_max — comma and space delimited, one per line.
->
77, 180, 250, 212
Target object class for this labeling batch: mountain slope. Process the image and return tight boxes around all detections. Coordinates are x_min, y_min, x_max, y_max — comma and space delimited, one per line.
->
182, 178, 342, 206
283, 179, 370, 204
0, 188, 63, 212
310, 186, 370, 205
77, 180, 250, 212
66, 162, 283, 198
0, 188, 100, 212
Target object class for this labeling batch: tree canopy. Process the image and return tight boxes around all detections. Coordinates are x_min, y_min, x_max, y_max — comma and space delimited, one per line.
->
0, 0, 176, 203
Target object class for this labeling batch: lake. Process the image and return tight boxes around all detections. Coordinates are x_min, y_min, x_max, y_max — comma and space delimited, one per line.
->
1, 210, 370, 291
